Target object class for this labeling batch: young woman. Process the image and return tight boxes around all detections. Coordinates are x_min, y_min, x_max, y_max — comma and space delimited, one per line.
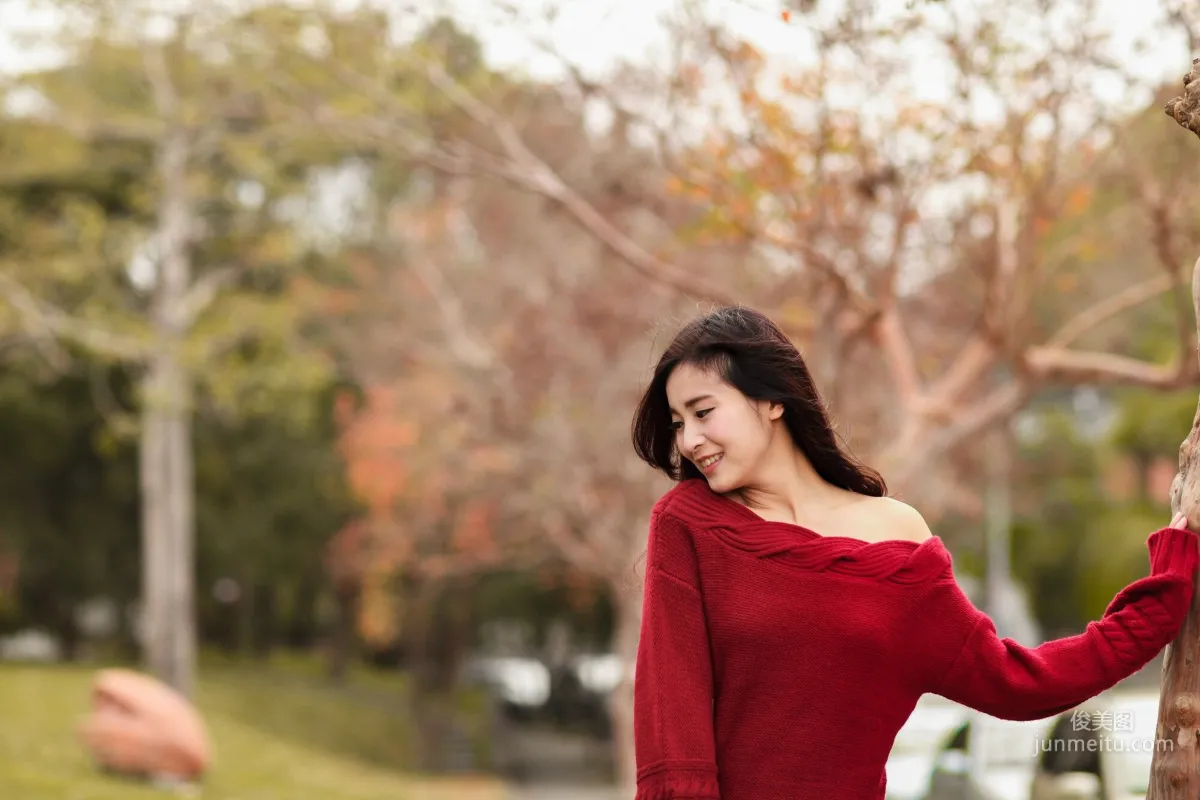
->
628, 305, 1197, 800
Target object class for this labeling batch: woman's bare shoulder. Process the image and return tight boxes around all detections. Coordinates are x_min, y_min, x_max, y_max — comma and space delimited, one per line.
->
859, 496, 934, 543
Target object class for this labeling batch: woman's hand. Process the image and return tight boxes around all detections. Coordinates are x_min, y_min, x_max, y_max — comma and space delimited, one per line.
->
1171, 512, 1191, 531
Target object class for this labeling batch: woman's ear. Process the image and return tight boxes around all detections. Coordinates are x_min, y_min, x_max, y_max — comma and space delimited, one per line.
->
768, 401, 785, 421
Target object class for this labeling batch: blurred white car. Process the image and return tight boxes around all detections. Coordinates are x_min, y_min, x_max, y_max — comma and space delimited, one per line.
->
886, 695, 1057, 800
887, 687, 1168, 800
887, 695, 970, 800
571, 653, 626, 694
1030, 689, 1163, 800
465, 656, 551, 709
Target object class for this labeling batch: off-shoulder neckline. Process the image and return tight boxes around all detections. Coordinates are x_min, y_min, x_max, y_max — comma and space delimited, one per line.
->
690, 479, 928, 549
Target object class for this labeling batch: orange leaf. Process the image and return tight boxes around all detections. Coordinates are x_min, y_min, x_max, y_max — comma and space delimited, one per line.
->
1065, 185, 1093, 217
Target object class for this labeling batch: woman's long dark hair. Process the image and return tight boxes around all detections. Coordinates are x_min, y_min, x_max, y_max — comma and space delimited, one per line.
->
631, 305, 887, 496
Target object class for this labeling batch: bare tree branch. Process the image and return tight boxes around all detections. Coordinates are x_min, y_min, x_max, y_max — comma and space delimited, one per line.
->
30, 111, 162, 143
419, 59, 739, 306
177, 267, 236, 327
544, 509, 608, 575
1113, 126, 1196, 371
1024, 347, 1199, 388
757, 227, 874, 314
408, 253, 499, 371
0, 274, 148, 360
887, 381, 1031, 491
274, 50, 739, 305
874, 309, 923, 404
923, 337, 997, 415
1045, 272, 1179, 348
0, 317, 70, 372
1165, 58, 1200, 139
870, 193, 923, 407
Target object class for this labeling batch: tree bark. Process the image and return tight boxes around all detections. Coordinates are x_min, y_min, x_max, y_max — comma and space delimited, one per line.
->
140, 380, 166, 675
140, 344, 195, 697
1150, 433, 1200, 794
165, 360, 196, 697
1165, 58, 1200, 140
1148, 58, 1200, 799
140, 346, 195, 696
1151, 261, 1200, 794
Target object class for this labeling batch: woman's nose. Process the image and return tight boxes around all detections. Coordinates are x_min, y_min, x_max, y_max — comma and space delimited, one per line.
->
680, 426, 705, 455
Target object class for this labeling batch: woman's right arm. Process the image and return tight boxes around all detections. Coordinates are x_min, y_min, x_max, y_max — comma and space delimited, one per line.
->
634, 507, 721, 800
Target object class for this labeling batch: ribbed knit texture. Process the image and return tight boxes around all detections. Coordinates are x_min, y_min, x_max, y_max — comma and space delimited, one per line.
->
633, 479, 1199, 800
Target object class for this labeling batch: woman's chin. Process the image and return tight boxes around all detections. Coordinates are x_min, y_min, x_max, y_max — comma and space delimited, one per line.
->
704, 471, 732, 492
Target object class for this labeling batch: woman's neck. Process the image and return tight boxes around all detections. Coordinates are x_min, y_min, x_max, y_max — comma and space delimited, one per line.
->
727, 449, 847, 523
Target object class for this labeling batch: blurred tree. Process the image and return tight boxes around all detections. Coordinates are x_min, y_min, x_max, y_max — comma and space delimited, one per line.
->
0, 2, 353, 695
195, 378, 358, 659
0, 351, 139, 656
0, 349, 355, 662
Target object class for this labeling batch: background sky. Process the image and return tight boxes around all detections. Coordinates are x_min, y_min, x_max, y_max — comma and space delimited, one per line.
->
0, 0, 1189, 95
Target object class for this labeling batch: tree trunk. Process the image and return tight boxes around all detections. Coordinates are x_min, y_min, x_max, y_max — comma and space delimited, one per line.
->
327, 583, 358, 684
165, 365, 195, 696
406, 578, 446, 772
140, 348, 195, 697
140, 92, 196, 697
1150, 257, 1200, 795
288, 578, 320, 648
608, 577, 643, 798
1151, 263, 1200, 797
1149, 59, 1200, 799
1151, 417, 1200, 797
140, 383, 166, 675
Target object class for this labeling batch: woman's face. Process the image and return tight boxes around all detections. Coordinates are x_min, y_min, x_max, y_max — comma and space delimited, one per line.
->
665, 362, 782, 493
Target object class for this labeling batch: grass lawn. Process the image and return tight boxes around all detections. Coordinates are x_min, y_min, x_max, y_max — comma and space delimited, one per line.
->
0, 662, 509, 800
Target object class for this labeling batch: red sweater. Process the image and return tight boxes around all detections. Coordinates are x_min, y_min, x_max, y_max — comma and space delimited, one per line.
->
633, 479, 1198, 800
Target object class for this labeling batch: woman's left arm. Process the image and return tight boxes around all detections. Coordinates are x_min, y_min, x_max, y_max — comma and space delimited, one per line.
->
925, 521, 1198, 721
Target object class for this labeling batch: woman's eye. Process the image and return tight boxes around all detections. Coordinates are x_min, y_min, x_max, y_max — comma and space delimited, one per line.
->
672, 409, 712, 430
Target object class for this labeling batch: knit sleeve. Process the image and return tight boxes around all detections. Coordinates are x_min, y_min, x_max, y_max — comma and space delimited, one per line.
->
634, 508, 721, 800
926, 526, 1197, 721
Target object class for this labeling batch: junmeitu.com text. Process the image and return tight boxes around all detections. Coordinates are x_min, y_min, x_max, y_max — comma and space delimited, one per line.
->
1031, 736, 1173, 756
